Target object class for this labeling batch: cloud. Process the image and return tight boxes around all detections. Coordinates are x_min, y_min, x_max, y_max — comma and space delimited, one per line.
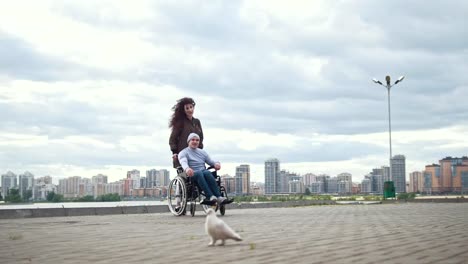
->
0, 1, 467, 183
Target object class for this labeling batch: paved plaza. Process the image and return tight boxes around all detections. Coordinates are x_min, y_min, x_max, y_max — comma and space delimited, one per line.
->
0, 203, 467, 264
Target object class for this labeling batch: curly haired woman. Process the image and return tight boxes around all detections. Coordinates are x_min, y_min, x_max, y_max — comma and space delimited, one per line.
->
169, 97, 204, 169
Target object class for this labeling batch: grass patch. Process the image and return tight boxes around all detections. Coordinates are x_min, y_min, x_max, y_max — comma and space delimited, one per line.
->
249, 243, 256, 250
9, 233, 23, 240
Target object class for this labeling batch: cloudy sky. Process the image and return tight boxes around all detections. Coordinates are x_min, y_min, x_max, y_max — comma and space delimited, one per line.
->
1, 0, 467, 184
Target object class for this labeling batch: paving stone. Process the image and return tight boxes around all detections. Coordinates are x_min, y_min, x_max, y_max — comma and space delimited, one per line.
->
0, 203, 467, 264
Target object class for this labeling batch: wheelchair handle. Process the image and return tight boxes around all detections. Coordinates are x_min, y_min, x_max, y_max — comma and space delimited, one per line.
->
207, 165, 221, 171
206, 166, 220, 179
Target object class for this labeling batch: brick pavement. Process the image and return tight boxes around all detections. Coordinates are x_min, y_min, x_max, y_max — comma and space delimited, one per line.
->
0, 203, 467, 264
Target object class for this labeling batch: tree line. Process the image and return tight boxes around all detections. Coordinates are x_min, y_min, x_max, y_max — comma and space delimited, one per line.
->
0, 189, 120, 203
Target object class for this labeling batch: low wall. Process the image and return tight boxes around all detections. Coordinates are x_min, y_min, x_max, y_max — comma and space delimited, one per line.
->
0, 200, 335, 219
3, 198, 465, 219
382, 198, 468, 204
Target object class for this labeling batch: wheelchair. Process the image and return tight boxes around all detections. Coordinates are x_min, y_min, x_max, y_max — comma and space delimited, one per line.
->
167, 166, 230, 216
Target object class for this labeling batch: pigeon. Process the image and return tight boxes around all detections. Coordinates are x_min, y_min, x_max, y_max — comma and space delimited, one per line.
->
205, 208, 242, 246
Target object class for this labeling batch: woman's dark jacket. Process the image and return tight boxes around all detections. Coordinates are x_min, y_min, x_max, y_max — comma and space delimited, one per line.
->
169, 117, 204, 155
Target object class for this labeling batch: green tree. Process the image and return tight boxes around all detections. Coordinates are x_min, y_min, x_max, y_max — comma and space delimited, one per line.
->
24, 189, 33, 202
397, 193, 407, 200
46, 191, 56, 202
5, 188, 22, 203
52, 193, 64, 202
304, 188, 311, 195
46, 191, 64, 202
97, 193, 121, 202
398, 192, 416, 201
77, 195, 95, 202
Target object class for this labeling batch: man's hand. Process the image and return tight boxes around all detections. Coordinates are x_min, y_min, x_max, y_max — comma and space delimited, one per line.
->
185, 167, 194, 177
214, 162, 221, 170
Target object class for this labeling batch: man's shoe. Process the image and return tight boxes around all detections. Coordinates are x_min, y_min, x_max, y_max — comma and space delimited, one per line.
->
201, 199, 216, 205
217, 197, 226, 204
210, 195, 217, 202
223, 198, 234, 205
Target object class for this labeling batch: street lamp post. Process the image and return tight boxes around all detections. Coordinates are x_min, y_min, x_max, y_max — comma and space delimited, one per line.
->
373, 75, 404, 195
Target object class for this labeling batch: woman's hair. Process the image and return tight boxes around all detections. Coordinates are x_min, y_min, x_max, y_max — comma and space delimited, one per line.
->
169, 97, 196, 129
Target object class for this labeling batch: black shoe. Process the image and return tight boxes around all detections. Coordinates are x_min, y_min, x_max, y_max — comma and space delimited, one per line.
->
200, 199, 216, 205
222, 198, 234, 205
174, 206, 181, 212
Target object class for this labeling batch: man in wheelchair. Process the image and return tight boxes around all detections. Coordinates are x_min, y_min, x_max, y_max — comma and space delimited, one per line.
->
178, 133, 230, 206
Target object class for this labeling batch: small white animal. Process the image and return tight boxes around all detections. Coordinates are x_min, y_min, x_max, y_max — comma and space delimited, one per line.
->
205, 208, 242, 246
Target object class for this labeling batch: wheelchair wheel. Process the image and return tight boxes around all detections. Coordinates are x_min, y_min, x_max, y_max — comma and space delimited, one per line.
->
168, 176, 187, 216
190, 202, 196, 216
220, 187, 227, 215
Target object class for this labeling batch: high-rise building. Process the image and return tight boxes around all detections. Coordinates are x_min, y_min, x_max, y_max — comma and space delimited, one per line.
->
235, 164, 250, 195
372, 174, 383, 194
105, 181, 124, 196
337, 172, 352, 194
279, 170, 289, 193
250, 182, 264, 195
140, 177, 147, 188
303, 173, 317, 187
424, 164, 440, 194
409, 171, 424, 193
382, 166, 390, 182
337, 172, 352, 182
422, 156, 468, 194
288, 178, 304, 193
310, 181, 324, 194
326, 177, 338, 194
71, 176, 82, 197
58, 178, 67, 195
1, 171, 17, 197
368, 169, 383, 194
337, 181, 352, 194
361, 178, 372, 193
315, 175, 330, 193
280, 170, 300, 193
221, 174, 235, 194
265, 158, 280, 194
391, 155, 406, 193
146, 169, 158, 187
92, 174, 108, 184
57, 176, 82, 198
34, 176, 56, 200
19, 172, 34, 200
158, 169, 170, 187
127, 169, 140, 189
352, 182, 361, 194
80, 178, 93, 197
439, 156, 468, 193
37, 176, 52, 184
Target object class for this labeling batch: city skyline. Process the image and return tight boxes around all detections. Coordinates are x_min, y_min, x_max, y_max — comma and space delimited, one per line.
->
1, 2, 467, 184
2, 155, 466, 199
2, 154, 464, 185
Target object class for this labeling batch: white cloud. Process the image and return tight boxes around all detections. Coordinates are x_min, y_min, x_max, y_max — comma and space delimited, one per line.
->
0, 2, 157, 71
0, 1, 467, 184
0, 133, 48, 147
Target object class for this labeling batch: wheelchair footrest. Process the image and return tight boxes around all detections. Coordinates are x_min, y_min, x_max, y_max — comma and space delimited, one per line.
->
222, 199, 234, 205
200, 199, 216, 206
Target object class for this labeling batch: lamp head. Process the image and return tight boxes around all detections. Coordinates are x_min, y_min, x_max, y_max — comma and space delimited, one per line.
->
395, 75, 405, 84
385, 75, 391, 86
372, 78, 383, 85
